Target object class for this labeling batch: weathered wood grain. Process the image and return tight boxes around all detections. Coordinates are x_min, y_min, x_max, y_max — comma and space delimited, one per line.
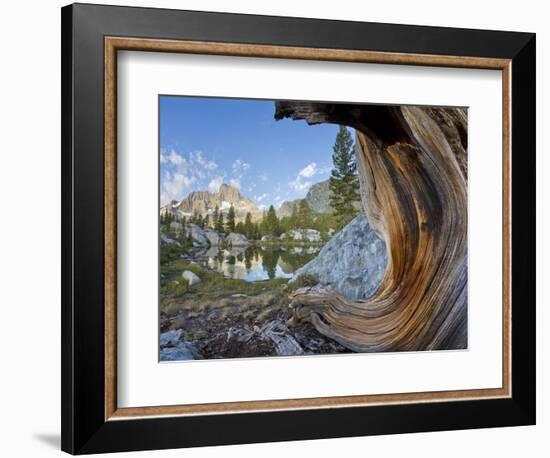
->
276, 102, 468, 352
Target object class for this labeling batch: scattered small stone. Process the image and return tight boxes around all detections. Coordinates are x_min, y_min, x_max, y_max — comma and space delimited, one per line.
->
182, 270, 201, 286
227, 327, 254, 343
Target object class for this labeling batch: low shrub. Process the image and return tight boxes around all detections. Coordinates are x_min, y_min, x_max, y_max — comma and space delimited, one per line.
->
292, 273, 319, 288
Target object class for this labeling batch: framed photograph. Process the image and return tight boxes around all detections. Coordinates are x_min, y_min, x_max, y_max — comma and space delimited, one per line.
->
61, 3, 536, 454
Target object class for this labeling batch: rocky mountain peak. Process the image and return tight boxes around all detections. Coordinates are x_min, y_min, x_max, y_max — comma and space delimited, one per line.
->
162, 183, 262, 222
277, 179, 334, 218
218, 183, 243, 201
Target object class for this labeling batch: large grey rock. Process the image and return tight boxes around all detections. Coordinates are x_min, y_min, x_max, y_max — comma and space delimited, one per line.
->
303, 229, 321, 242
160, 329, 183, 346
293, 213, 387, 300
160, 233, 180, 246
285, 229, 302, 241
282, 229, 321, 243
182, 270, 201, 286
169, 221, 183, 232
160, 330, 202, 361
203, 228, 223, 246
226, 232, 249, 246
184, 224, 209, 246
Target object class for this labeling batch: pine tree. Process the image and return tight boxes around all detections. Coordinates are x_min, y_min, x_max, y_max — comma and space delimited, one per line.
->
235, 221, 245, 235
329, 125, 360, 228
265, 205, 280, 236
244, 212, 254, 239
212, 206, 219, 230
226, 205, 236, 233
191, 209, 199, 225
253, 222, 261, 240
296, 200, 312, 229
290, 203, 299, 229
203, 214, 210, 228
215, 210, 224, 233
260, 211, 268, 236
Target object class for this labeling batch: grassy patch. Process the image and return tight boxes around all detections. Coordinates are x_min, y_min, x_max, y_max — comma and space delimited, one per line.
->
159, 236, 193, 264
161, 264, 290, 316
289, 273, 319, 291
162, 260, 205, 278
160, 279, 189, 298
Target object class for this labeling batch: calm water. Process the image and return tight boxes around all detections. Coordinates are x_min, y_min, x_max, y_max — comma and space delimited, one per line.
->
195, 245, 321, 281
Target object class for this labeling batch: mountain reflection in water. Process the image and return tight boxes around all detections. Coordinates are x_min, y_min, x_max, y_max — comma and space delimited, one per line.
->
194, 245, 320, 281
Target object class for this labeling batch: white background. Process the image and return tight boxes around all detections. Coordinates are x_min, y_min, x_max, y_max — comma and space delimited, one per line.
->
118, 52, 502, 407
0, 0, 545, 457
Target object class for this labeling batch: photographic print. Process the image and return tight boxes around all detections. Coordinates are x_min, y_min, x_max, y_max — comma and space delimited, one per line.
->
159, 96, 468, 361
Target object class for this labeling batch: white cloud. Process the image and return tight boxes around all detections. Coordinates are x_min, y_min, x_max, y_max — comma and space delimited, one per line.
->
161, 149, 187, 166
208, 176, 224, 193
159, 149, 197, 205
229, 178, 241, 189
289, 176, 311, 192
299, 162, 318, 178
274, 196, 284, 209
191, 150, 218, 170
255, 193, 269, 202
288, 162, 329, 193
160, 171, 195, 205
259, 173, 268, 182
232, 159, 251, 174
258, 204, 267, 212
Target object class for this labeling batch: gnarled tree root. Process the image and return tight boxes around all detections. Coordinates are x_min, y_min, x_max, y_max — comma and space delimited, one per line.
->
276, 102, 468, 352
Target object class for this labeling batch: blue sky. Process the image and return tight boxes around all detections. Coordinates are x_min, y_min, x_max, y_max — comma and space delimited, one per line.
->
159, 96, 343, 209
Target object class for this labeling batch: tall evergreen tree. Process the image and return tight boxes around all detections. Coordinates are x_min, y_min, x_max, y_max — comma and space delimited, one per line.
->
196, 213, 204, 228
329, 126, 360, 228
203, 214, 210, 228
214, 207, 224, 232
212, 206, 219, 229
235, 221, 245, 235
253, 222, 261, 240
225, 205, 236, 233
290, 203, 299, 229
244, 212, 254, 239
265, 205, 280, 235
296, 200, 312, 229
191, 209, 199, 225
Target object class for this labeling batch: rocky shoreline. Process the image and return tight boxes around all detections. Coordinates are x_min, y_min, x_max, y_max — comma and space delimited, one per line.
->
160, 298, 350, 361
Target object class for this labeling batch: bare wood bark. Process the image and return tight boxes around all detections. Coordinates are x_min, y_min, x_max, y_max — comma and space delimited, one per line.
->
275, 102, 468, 351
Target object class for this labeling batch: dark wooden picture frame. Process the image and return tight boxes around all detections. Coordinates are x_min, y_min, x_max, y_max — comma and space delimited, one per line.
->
61, 3, 536, 454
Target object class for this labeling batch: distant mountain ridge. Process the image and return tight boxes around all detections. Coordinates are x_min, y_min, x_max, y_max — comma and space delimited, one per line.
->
278, 179, 334, 218
161, 183, 262, 222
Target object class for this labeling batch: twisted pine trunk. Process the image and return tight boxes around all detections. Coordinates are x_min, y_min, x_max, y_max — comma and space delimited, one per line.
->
275, 102, 468, 352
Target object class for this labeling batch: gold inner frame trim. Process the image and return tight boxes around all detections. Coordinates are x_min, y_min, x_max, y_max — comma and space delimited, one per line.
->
104, 36, 512, 421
